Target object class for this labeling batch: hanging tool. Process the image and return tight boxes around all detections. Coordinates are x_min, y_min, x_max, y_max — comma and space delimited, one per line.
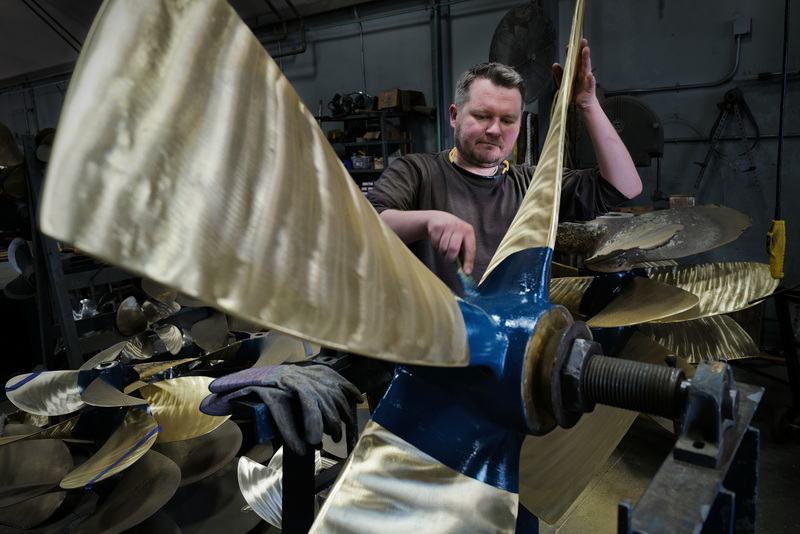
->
694, 88, 761, 191
768, 0, 790, 280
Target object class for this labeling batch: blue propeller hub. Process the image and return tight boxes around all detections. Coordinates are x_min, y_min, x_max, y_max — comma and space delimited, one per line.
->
373, 247, 582, 493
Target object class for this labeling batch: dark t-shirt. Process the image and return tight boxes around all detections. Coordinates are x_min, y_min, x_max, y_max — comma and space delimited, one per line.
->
368, 150, 627, 295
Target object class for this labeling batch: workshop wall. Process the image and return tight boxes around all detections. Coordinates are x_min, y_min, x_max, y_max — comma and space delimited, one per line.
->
0, 0, 797, 345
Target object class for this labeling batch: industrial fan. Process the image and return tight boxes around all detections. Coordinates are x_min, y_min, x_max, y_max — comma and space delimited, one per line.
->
1, 0, 776, 531
489, 2, 557, 104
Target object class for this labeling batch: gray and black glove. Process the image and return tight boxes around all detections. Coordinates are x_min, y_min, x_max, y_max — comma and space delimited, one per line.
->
200, 364, 363, 455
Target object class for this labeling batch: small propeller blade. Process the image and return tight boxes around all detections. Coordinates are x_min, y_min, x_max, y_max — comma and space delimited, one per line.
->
137, 376, 229, 443
638, 314, 760, 363
154, 419, 242, 487
72, 450, 181, 534
117, 296, 147, 336
645, 262, 779, 322
5, 371, 85, 416
60, 407, 159, 489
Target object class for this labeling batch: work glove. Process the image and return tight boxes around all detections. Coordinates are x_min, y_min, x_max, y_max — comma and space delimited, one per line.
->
200, 364, 362, 455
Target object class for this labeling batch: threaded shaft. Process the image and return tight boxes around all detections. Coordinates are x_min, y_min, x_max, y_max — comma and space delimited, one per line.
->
583, 356, 686, 419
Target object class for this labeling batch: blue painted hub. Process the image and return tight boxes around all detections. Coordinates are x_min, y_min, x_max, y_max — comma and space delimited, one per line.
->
373, 247, 561, 493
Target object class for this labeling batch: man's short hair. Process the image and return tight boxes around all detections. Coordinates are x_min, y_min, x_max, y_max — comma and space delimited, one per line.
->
454, 62, 525, 109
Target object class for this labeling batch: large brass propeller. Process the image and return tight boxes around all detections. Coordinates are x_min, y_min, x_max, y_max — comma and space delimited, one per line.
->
15, 0, 772, 530
39, 0, 467, 369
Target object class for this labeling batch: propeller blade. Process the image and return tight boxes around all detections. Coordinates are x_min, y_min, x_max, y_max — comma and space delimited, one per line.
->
0, 122, 23, 166
637, 314, 760, 363
311, 421, 519, 532
5, 371, 85, 416
117, 296, 148, 336
549, 276, 699, 328
252, 331, 321, 367
0, 424, 72, 528
124, 331, 156, 360
60, 407, 159, 489
153, 419, 242, 487
581, 205, 752, 272
482, 0, 585, 282
38, 0, 467, 367
0, 416, 81, 447
645, 262, 779, 322
80, 376, 147, 408
141, 299, 181, 324
137, 376, 230, 443
80, 340, 128, 371
140, 277, 178, 303
190, 310, 230, 353
72, 450, 181, 534
154, 324, 184, 355
586, 277, 699, 328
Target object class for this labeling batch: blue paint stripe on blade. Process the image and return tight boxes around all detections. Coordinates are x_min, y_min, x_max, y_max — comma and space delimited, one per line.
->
84, 425, 162, 489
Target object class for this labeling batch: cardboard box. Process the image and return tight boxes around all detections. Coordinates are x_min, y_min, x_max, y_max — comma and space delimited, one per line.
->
378, 88, 401, 110
364, 131, 381, 140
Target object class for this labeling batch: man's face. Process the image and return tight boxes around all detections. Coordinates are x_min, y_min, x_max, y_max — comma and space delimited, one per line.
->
450, 78, 523, 170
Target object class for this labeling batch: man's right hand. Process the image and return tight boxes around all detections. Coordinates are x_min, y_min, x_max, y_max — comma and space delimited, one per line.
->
379, 209, 476, 275
426, 211, 476, 275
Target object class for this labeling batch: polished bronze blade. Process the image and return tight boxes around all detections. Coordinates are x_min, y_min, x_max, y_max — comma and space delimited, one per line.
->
519, 326, 680, 523
155, 324, 184, 355
0, 416, 81, 447
60, 407, 159, 489
38, 0, 467, 367
4, 410, 50, 428
0, 122, 23, 166
142, 299, 181, 324
80, 376, 148, 408
72, 450, 181, 534
79, 340, 128, 371
237, 455, 283, 528
141, 277, 179, 303
0, 165, 27, 198
483, 0, 585, 282
124, 331, 156, 360
582, 205, 752, 272
549, 276, 699, 328
0, 424, 72, 527
5, 371, 85, 416
153, 419, 242, 486
117, 295, 148, 336
587, 277, 699, 328
252, 331, 321, 367
646, 262, 779, 322
637, 314, 760, 363
548, 277, 593, 318
137, 376, 229, 443
190, 310, 230, 353
131, 357, 199, 381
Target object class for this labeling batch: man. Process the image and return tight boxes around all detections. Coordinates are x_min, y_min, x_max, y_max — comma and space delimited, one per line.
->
368, 40, 642, 296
